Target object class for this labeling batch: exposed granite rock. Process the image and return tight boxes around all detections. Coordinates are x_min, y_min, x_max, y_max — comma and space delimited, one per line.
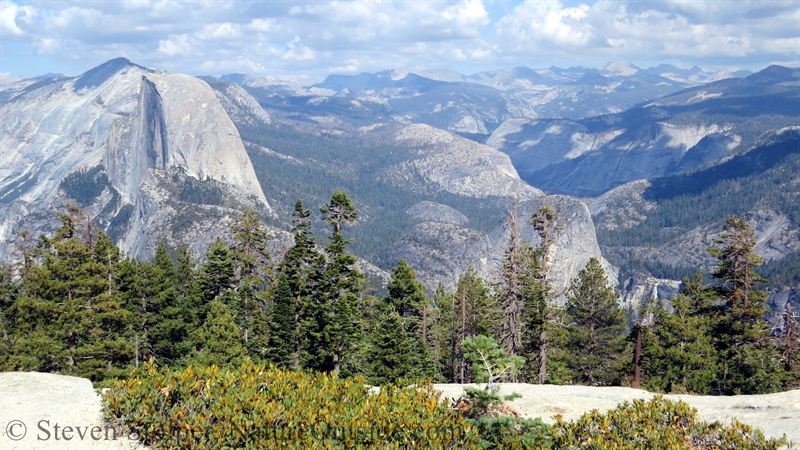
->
620, 275, 682, 312
212, 82, 271, 127
392, 195, 617, 299
406, 201, 468, 225
389, 124, 542, 200
0, 59, 269, 260
0, 372, 145, 449
488, 117, 740, 197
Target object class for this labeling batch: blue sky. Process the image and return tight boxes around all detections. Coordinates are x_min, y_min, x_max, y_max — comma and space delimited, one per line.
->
1, 0, 798, 83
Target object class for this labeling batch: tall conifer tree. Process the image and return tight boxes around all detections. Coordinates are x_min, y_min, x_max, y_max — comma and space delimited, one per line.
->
9, 208, 132, 380
451, 266, 492, 383
709, 215, 783, 394
269, 273, 296, 368
283, 199, 325, 370
383, 259, 436, 380
190, 300, 245, 368
317, 190, 365, 375
564, 258, 629, 386
367, 307, 414, 385
528, 199, 564, 384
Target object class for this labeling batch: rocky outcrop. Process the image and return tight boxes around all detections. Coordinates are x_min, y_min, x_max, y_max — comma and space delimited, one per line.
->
619, 275, 682, 312
392, 195, 617, 298
388, 124, 541, 200
0, 58, 269, 260
211, 82, 271, 127
406, 201, 468, 225
488, 117, 740, 197
0, 372, 144, 449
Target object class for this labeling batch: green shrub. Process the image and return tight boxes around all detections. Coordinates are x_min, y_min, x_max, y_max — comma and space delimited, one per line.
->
103, 360, 479, 449
550, 395, 788, 450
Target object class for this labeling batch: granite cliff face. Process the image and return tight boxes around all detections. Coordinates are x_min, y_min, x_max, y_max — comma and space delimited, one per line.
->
386, 123, 542, 200
0, 58, 269, 260
488, 117, 741, 197
390, 196, 617, 298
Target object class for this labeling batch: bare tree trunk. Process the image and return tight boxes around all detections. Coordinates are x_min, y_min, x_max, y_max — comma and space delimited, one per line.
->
537, 329, 547, 384
460, 290, 467, 383
422, 306, 427, 344
633, 324, 642, 388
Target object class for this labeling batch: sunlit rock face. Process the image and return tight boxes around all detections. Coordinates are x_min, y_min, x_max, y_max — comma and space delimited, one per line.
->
391, 195, 617, 300
0, 58, 269, 260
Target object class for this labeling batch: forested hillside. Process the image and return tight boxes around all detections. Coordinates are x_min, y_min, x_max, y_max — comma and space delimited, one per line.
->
596, 129, 800, 290
1, 196, 796, 393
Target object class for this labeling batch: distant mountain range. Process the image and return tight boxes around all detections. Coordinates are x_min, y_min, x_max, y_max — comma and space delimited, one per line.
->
217, 61, 750, 138
1, 58, 797, 317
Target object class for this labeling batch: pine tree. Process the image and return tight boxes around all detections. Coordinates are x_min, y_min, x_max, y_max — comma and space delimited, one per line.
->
777, 302, 800, 386
709, 215, 784, 394
386, 259, 428, 322
0, 264, 16, 371
452, 266, 493, 383
282, 199, 325, 371
429, 284, 455, 382
494, 200, 526, 364
367, 307, 415, 385
199, 238, 236, 303
190, 300, 245, 367
461, 334, 525, 385
639, 292, 718, 394
382, 259, 436, 380
147, 242, 190, 365
317, 190, 365, 375
564, 258, 629, 386
268, 273, 296, 368
174, 243, 202, 329
9, 208, 132, 380
230, 207, 272, 355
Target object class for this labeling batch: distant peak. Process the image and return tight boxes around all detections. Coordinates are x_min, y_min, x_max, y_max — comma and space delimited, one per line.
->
746, 64, 799, 85
601, 61, 639, 76
73, 57, 147, 91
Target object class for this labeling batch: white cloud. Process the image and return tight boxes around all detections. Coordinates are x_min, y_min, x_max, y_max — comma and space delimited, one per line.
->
494, 0, 795, 63
247, 18, 273, 33
197, 23, 241, 41
0, 0, 797, 81
0, 0, 35, 36
158, 34, 191, 56
282, 37, 315, 61
763, 37, 800, 54
32, 38, 61, 55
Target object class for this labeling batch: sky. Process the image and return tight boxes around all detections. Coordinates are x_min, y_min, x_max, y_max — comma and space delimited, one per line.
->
1, 0, 799, 84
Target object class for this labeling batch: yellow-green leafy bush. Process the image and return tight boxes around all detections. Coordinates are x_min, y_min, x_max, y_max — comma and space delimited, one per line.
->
103, 360, 478, 449
550, 395, 788, 450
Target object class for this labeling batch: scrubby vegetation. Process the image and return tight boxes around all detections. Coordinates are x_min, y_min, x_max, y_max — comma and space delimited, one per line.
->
102, 361, 788, 449
104, 361, 477, 449
550, 396, 787, 450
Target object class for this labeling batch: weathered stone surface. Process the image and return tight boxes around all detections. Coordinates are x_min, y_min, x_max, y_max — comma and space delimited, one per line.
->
0, 372, 145, 449
406, 201, 468, 225
0, 58, 269, 261
393, 195, 617, 298
390, 124, 541, 200
434, 383, 800, 444
488, 116, 740, 197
